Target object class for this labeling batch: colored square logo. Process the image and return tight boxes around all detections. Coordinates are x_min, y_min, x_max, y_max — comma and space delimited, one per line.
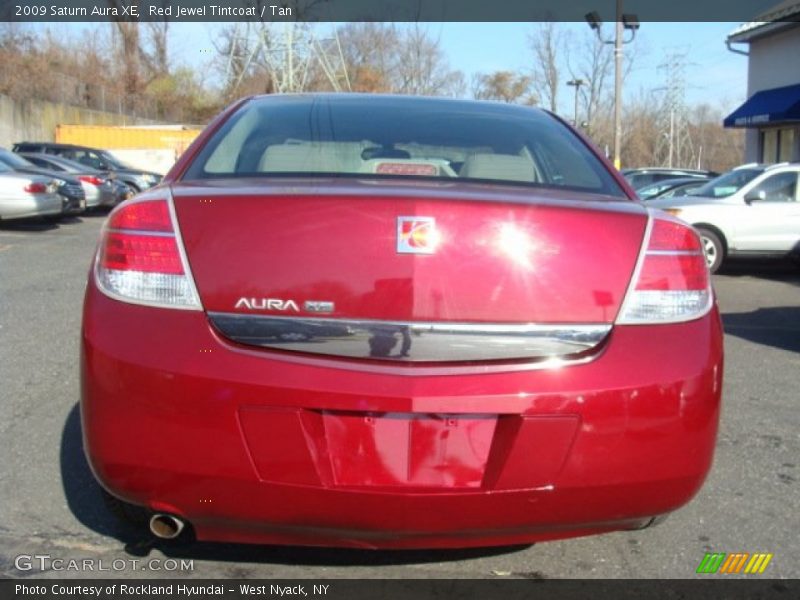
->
397, 217, 437, 254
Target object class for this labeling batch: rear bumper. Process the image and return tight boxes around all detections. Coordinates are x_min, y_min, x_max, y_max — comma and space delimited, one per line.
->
81, 283, 723, 548
0, 193, 63, 220
85, 190, 102, 208
98, 188, 119, 208
81, 183, 112, 209
62, 194, 86, 215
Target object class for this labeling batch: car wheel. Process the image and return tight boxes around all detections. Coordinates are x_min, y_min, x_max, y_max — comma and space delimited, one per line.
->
101, 488, 151, 525
696, 228, 723, 273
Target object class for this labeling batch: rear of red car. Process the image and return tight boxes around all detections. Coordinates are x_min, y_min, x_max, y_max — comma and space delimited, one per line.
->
81, 94, 722, 548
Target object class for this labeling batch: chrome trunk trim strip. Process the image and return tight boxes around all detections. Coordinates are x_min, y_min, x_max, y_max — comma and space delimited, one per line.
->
208, 312, 612, 363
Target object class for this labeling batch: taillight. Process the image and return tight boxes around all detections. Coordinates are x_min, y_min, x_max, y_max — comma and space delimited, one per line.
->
95, 197, 201, 309
79, 175, 104, 186
617, 214, 712, 324
24, 182, 47, 194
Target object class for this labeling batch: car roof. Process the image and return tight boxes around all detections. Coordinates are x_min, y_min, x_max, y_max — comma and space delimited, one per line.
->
245, 92, 551, 119
19, 151, 61, 160
670, 178, 708, 186
638, 177, 708, 192
660, 177, 710, 185
21, 152, 102, 170
21, 151, 78, 162
624, 167, 714, 175
15, 141, 99, 152
732, 162, 800, 171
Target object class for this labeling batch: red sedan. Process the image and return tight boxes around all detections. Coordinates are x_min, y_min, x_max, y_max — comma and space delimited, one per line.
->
81, 94, 723, 549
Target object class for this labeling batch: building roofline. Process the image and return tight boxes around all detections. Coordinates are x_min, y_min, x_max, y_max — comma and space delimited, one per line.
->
727, 1, 800, 43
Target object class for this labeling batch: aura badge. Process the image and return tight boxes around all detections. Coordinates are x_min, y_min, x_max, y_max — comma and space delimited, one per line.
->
397, 216, 437, 254
235, 298, 299, 311
696, 552, 773, 575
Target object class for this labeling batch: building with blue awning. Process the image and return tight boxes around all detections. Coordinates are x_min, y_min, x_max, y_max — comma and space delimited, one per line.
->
725, 1, 800, 163
723, 83, 800, 129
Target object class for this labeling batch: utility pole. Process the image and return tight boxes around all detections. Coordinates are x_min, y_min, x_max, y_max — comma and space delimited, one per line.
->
585, 5, 639, 170
567, 79, 585, 126
613, 2, 623, 170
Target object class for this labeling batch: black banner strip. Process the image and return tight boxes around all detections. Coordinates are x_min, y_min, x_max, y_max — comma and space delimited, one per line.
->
3, 579, 799, 600
1, 0, 795, 23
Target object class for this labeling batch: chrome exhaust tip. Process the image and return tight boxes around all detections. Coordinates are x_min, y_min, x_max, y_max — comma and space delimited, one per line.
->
630, 514, 670, 530
149, 513, 186, 539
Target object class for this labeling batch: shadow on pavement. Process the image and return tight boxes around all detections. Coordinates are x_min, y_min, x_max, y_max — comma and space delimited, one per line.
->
60, 403, 140, 540
721, 306, 800, 353
81, 209, 112, 219
716, 258, 799, 286
0, 219, 60, 232
60, 404, 530, 567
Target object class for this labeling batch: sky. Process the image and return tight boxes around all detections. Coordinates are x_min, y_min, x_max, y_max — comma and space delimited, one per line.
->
168, 21, 748, 113
433, 22, 748, 111
47, 21, 749, 118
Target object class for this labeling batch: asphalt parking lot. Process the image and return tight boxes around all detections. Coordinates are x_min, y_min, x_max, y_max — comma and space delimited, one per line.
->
1, 214, 798, 580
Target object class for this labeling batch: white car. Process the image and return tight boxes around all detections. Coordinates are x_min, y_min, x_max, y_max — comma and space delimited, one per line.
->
649, 163, 800, 272
0, 168, 62, 221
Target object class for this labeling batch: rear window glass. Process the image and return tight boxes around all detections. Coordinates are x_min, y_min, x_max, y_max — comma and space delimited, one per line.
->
13, 144, 40, 153
693, 169, 763, 198
0, 149, 34, 168
183, 96, 625, 197
25, 156, 62, 170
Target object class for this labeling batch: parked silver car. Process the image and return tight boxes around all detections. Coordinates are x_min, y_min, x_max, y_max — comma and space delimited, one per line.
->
0, 167, 62, 221
621, 167, 718, 190
0, 148, 85, 216
20, 153, 129, 208
636, 177, 712, 201
649, 163, 800, 272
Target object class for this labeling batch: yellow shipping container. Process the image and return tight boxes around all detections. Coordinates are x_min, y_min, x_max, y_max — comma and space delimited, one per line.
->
56, 125, 201, 155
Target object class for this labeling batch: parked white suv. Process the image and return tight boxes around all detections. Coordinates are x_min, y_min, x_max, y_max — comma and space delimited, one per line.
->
649, 163, 800, 272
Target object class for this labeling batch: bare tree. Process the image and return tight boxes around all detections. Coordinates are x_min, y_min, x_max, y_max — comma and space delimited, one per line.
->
106, 1, 173, 114
0, 23, 36, 98
111, 21, 142, 99
335, 23, 399, 93
316, 23, 464, 97
144, 21, 170, 77
690, 103, 745, 171
393, 25, 465, 97
621, 89, 661, 167
528, 23, 562, 113
565, 30, 614, 141
472, 71, 537, 105
0, 23, 34, 52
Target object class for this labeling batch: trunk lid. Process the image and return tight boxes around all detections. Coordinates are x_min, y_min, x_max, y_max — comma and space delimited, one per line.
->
174, 180, 646, 325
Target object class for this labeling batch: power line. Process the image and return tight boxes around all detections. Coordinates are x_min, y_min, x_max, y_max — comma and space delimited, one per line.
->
222, 23, 349, 94
654, 51, 695, 168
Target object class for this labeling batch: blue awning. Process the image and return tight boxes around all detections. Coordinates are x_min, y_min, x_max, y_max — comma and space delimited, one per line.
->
723, 83, 800, 128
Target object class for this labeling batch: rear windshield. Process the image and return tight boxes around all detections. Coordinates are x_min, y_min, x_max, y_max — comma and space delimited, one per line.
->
25, 156, 67, 171
99, 151, 133, 170
692, 169, 763, 198
183, 96, 625, 197
638, 180, 677, 197
0, 149, 34, 169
